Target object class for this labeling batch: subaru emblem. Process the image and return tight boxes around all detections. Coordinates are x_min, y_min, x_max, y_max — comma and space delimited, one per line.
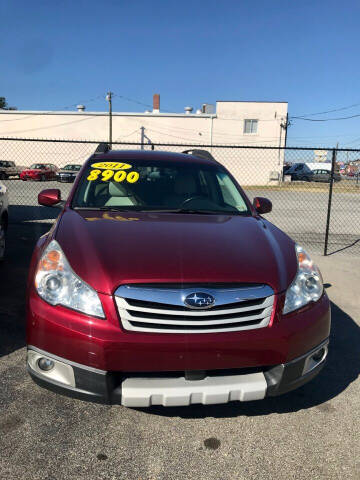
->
184, 292, 215, 309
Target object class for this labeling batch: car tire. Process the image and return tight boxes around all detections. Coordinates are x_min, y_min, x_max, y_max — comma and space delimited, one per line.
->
0, 172, 7, 180
0, 221, 6, 262
40, 174, 46, 182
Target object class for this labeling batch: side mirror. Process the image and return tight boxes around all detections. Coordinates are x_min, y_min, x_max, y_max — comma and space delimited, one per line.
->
38, 189, 63, 207
253, 197, 272, 214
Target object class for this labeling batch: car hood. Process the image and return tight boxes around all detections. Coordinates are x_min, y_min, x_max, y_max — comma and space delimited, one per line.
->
59, 170, 78, 174
22, 169, 42, 173
54, 209, 297, 295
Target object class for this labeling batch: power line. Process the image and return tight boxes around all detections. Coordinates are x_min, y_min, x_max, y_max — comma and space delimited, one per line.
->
114, 128, 141, 141
112, 93, 175, 113
0, 94, 107, 122
291, 101, 360, 118
0, 116, 98, 135
291, 113, 360, 122
343, 136, 360, 146
60, 94, 106, 110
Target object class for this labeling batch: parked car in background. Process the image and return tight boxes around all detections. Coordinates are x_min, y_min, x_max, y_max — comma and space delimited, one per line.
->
0, 181, 9, 261
26, 147, 330, 407
56, 164, 82, 183
0, 160, 20, 180
289, 163, 341, 182
20, 164, 59, 181
288, 162, 332, 181
301, 169, 341, 183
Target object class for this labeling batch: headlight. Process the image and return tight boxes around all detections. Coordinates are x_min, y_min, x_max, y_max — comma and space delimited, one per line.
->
283, 244, 323, 314
35, 240, 105, 318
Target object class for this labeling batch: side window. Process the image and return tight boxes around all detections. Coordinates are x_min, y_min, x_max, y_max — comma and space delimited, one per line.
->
295, 165, 303, 171
215, 173, 247, 211
244, 119, 258, 134
198, 171, 211, 197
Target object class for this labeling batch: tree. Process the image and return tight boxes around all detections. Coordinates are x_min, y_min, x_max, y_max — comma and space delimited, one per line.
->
0, 97, 8, 109
0, 97, 17, 110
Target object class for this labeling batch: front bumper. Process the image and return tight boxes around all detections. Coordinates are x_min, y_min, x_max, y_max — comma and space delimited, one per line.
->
57, 175, 75, 183
27, 340, 329, 407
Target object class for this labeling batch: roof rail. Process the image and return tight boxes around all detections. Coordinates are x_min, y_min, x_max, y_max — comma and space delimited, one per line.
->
182, 149, 216, 162
94, 143, 110, 154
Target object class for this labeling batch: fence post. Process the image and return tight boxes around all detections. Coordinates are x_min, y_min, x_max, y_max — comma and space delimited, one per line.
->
324, 148, 336, 256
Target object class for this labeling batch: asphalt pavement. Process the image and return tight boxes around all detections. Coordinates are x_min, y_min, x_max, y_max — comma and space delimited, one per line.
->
0, 224, 359, 479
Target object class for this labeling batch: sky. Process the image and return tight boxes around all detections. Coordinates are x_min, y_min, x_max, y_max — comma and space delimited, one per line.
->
2, 0, 360, 148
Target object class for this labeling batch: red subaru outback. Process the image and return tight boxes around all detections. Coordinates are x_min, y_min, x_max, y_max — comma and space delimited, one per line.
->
26, 147, 330, 407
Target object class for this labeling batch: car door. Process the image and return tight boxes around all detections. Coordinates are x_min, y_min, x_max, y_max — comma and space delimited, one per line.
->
314, 170, 324, 182
43, 165, 50, 179
51, 165, 58, 179
292, 164, 303, 180
311, 170, 319, 182
9, 161, 17, 176
320, 170, 330, 182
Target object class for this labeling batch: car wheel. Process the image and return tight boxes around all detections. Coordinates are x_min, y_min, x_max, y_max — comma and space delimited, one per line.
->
0, 221, 6, 261
40, 174, 46, 182
0, 172, 6, 180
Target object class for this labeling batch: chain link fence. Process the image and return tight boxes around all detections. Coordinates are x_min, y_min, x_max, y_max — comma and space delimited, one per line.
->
0, 137, 359, 256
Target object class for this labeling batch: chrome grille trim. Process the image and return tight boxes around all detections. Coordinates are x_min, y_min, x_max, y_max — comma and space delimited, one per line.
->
114, 284, 275, 334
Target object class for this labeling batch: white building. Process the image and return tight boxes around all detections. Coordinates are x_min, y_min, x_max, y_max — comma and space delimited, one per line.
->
0, 96, 288, 185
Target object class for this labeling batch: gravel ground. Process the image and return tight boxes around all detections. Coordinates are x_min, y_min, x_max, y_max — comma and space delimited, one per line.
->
0, 224, 359, 479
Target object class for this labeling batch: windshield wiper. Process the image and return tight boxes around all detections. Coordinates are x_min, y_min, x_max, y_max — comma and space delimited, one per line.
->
72, 206, 247, 215
73, 206, 141, 211
143, 208, 245, 215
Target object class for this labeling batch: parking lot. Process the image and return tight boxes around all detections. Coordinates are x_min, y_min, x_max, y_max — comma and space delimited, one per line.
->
0, 223, 359, 479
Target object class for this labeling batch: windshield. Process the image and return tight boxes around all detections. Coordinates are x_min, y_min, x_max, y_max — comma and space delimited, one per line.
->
63, 164, 81, 171
30, 164, 46, 169
72, 159, 250, 215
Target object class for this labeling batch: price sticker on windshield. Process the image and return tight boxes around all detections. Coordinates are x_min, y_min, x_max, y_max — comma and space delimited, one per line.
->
87, 169, 140, 183
91, 162, 132, 170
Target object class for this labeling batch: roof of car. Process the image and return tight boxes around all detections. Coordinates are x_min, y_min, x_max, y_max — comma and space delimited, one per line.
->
89, 149, 218, 166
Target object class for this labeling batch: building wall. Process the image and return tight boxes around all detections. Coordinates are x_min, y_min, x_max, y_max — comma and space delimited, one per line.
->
0, 101, 288, 185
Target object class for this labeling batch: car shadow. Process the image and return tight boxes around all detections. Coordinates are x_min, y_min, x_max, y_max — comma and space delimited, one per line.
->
0, 222, 51, 358
8, 204, 59, 223
139, 301, 360, 418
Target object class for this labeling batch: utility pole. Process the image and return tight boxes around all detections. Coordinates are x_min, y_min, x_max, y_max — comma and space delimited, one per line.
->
278, 113, 290, 168
106, 91, 113, 148
140, 126, 154, 150
283, 113, 289, 148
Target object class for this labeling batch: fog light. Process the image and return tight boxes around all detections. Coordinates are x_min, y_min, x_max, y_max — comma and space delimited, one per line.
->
312, 348, 325, 362
37, 357, 55, 371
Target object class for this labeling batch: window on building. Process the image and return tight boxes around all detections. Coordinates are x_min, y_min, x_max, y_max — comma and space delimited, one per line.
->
244, 119, 258, 134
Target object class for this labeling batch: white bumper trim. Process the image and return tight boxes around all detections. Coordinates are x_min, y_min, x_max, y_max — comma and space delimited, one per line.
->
121, 372, 267, 407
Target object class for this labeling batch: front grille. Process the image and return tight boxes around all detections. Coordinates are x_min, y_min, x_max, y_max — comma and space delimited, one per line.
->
114, 284, 274, 334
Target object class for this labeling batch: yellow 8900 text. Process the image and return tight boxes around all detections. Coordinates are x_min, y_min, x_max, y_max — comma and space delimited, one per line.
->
87, 169, 140, 183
